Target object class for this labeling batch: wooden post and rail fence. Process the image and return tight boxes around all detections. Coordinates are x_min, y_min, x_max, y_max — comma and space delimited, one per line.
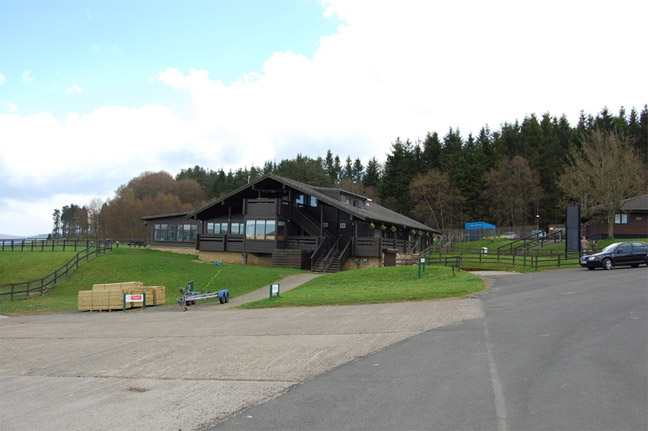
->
0, 242, 113, 300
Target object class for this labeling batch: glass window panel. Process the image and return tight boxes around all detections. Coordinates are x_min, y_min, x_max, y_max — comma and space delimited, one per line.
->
166, 225, 176, 241
255, 220, 266, 240
266, 220, 276, 240
246, 220, 255, 239
296, 194, 305, 206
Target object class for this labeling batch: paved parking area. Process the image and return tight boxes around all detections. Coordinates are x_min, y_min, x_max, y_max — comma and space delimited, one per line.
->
0, 272, 494, 430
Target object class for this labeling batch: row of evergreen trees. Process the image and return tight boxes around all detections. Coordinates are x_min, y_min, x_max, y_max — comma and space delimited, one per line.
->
54, 105, 647, 238
176, 105, 647, 229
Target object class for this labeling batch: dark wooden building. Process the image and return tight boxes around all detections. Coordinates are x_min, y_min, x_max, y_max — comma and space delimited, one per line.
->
144, 174, 439, 271
586, 194, 648, 239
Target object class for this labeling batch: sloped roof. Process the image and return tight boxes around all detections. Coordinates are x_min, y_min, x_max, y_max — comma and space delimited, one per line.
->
190, 173, 439, 234
141, 211, 193, 221
620, 194, 648, 211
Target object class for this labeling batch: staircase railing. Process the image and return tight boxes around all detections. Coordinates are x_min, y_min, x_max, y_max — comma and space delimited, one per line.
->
320, 239, 339, 273
497, 229, 564, 255
337, 239, 352, 271
292, 207, 335, 241
310, 237, 328, 271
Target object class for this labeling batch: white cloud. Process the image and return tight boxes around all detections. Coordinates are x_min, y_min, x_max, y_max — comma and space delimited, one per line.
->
65, 85, 83, 95
0, 73, 6, 86
1, 101, 17, 113
1, 0, 647, 236
22, 70, 33, 83
0, 194, 102, 237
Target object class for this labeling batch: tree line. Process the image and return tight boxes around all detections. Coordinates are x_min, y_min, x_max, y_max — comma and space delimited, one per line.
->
52, 105, 648, 239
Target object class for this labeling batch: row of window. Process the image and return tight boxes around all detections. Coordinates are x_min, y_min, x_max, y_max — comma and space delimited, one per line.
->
207, 222, 244, 235
153, 224, 198, 242
204, 220, 287, 241
246, 220, 286, 240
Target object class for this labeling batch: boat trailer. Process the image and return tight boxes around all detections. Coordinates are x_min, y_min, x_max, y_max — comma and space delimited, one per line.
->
176, 281, 230, 311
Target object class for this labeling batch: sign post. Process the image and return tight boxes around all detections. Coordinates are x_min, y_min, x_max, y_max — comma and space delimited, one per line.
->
418, 257, 426, 278
123, 292, 146, 311
269, 283, 280, 299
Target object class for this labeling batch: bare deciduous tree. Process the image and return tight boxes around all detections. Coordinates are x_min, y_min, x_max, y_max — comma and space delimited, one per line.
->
409, 170, 464, 230
558, 129, 648, 238
482, 156, 543, 227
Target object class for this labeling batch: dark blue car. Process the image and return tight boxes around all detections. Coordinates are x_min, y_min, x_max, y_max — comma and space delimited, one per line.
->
580, 241, 648, 270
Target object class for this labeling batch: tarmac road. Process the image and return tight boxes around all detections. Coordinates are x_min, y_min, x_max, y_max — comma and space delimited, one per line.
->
212, 267, 648, 431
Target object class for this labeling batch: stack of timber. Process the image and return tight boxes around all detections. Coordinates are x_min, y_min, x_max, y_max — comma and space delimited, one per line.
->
92, 281, 144, 292
78, 281, 166, 311
77, 290, 127, 311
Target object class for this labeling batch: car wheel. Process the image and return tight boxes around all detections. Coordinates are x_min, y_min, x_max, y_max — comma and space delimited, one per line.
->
602, 258, 613, 270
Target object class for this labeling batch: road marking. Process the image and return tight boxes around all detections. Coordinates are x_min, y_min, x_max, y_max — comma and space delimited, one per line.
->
561, 291, 579, 295
484, 317, 509, 431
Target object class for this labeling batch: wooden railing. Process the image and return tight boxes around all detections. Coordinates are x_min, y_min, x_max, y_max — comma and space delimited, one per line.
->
497, 229, 564, 255
0, 243, 113, 300
352, 237, 416, 257
310, 237, 328, 271
424, 251, 580, 270
1, 239, 101, 252
320, 239, 339, 273
338, 239, 352, 270
0, 238, 145, 252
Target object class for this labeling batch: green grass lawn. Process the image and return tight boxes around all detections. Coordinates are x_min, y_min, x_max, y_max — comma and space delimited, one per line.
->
240, 265, 485, 308
0, 248, 303, 316
0, 251, 79, 284
7, 237, 641, 315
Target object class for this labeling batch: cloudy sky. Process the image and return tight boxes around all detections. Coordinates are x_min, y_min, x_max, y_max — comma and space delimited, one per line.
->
1, 0, 646, 237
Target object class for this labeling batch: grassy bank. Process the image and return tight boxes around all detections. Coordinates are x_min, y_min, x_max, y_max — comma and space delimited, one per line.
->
0, 248, 303, 315
241, 265, 485, 308
0, 251, 79, 284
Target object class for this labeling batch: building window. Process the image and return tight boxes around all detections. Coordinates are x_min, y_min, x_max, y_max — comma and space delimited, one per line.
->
246, 220, 256, 240
309, 196, 318, 207
230, 222, 243, 235
177, 224, 198, 241
154, 223, 196, 242
266, 220, 276, 240
295, 194, 305, 206
207, 222, 228, 234
245, 220, 278, 240
614, 214, 628, 224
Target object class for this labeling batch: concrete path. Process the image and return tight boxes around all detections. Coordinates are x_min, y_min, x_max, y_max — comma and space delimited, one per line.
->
220, 273, 323, 309
0, 272, 484, 431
